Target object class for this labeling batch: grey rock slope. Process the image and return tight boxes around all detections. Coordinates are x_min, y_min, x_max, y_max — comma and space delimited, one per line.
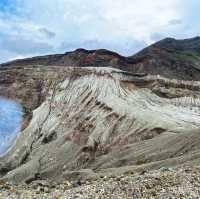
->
1, 65, 200, 183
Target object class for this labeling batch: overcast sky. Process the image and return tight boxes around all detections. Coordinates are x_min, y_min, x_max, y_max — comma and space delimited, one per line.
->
0, 0, 199, 63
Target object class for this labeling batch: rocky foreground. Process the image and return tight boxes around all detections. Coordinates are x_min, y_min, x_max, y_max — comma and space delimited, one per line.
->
0, 166, 199, 198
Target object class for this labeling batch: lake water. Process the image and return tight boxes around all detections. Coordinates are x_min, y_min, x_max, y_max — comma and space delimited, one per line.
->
0, 98, 22, 155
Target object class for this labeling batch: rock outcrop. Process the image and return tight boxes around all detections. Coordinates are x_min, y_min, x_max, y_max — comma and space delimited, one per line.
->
0, 66, 73, 125
1, 65, 200, 183
1, 37, 200, 184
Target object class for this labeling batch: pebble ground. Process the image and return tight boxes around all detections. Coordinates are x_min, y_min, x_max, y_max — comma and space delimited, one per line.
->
0, 167, 200, 199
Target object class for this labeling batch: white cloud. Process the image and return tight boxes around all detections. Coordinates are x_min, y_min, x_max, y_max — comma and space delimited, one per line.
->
0, 0, 189, 62
8, 55, 29, 61
97, 0, 182, 43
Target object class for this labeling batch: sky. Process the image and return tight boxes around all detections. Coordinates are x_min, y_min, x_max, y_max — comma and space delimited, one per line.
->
0, 0, 199, 63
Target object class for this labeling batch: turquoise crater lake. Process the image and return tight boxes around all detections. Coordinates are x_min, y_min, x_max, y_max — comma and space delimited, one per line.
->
0, 98, 23, 155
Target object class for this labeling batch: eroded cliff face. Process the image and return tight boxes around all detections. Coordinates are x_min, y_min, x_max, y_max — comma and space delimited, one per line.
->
1, 66, 200, 183
0, 66, 75, 128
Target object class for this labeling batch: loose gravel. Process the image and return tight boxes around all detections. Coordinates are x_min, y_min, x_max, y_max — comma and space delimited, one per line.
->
0, 167, 200, 198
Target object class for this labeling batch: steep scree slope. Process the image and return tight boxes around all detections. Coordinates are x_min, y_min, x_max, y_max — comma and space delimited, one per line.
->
1, 66, 200, 183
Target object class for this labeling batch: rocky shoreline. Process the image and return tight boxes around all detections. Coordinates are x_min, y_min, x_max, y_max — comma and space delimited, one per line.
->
0, 167, 200, 198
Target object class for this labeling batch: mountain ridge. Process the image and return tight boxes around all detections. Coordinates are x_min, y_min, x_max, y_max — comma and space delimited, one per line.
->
1, 36, 200, 80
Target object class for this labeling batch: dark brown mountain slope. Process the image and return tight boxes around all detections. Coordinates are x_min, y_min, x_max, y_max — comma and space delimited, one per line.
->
0, 49, 129, 69
1, 37, 200, 80
130, 37, 200, 80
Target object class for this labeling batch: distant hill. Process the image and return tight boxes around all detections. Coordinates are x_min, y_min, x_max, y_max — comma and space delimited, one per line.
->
1, 37, 200, 80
